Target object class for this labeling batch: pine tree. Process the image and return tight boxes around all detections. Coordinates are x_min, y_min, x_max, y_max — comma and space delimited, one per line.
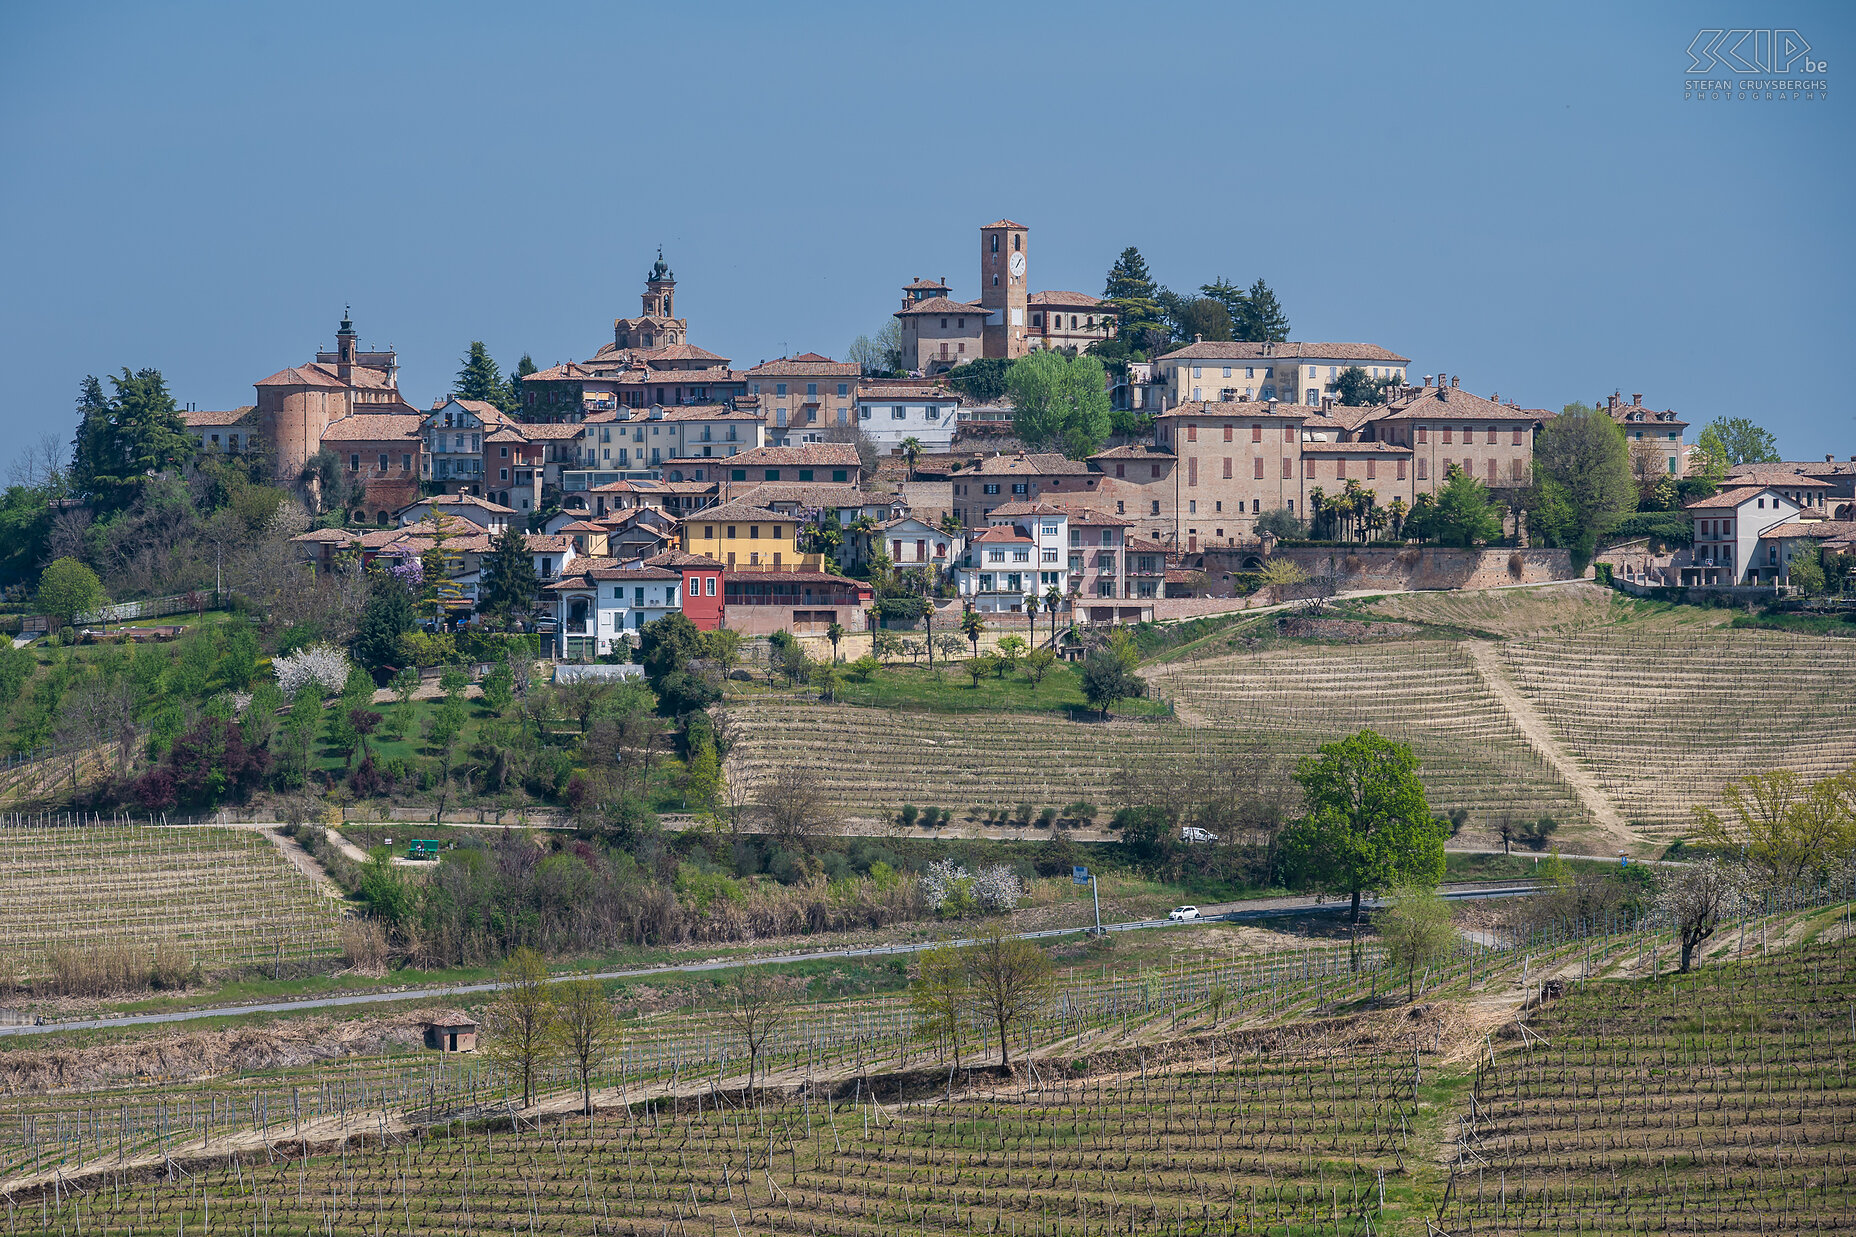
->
1102, 247, 1156, 302
455, 342, 507, 407
480, 523, 539, 627
70, 370, 191, 509
507, 354, 538, 416
1235, 278, 1290, 342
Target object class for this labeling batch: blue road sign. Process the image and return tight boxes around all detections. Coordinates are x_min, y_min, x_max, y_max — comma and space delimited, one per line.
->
1073, 865, 1090, 885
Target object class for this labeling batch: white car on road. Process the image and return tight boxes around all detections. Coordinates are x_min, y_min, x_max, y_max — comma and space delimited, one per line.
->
1180, 827, 1218, 843
1167, 905, 1201, 921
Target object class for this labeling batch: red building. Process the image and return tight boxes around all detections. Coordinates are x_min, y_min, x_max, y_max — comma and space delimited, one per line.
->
648, 551, 727, 630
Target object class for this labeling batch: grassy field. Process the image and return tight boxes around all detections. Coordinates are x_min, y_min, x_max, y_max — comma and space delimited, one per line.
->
0, 824, 343, 984
828, 658, 1171, 717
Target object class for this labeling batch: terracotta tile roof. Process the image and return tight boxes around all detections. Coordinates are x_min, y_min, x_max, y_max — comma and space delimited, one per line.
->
969, 452, 1090, 476
182, 406, 257, 427
982, 219, 1027, 229
1758, 519, 1856, 540
556, 520, 605, 532
290, 528, 362, 544
256, 365, 347, 389
894, 296, 993, 318
522, 361, 599, 382
733, 482, 880, 510
1062, 507, 1134, 526
985, 501, 1074, 518
1684, 486, 1774, 511
325, 363, 397, 391
402, 494, 517, 516
509, 422, 588, 439
646, 550, 726, 569
1089, 443, 1174, 461
1376, 386, 1549, 421
723, 443, 861, 469
620, 404, 762, 423
635, 344, 731, 365
1724, 464, 1833, 488
744, 355, 861, 377
1028, 290, 1108, 308
484, 427, 528, 443
903, 278, 949, 291
587, 565, 682, 582
1159, 341, 1411, 364
969, 526, 1033, 543
319, 413, 424, 442
524, 534, 574, 553
1125, 536, 1169, 553
695, 500, 790, 523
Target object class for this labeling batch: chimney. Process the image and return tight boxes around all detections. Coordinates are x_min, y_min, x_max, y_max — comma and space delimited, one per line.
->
1423, 375, 1433, 387
1607, 392, 1619, 411
1450, 375, 1459, 389
1829, 454, 1836, 463
1632, 393, 1643, 406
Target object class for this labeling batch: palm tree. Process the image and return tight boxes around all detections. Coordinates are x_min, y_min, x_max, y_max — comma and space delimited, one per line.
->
1387, 496, 1409, 540
826, 621, 844, 663
1307, 487, 1328, 540
900, 436, 923, 480
960, 609, 985, 658
1042, 586, 1063, 649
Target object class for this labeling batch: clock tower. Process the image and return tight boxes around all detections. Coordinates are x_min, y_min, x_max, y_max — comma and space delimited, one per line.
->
979, 219, 1029, 359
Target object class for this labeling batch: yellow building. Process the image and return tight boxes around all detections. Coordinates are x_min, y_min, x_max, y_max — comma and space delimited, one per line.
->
680, 500, 796, 570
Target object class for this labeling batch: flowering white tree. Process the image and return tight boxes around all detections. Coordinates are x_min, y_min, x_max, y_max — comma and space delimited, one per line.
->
920, 859, 1023, 915
1655, 858, 1752, 973
972, 864, 1024, 911
273, 643, 353, 699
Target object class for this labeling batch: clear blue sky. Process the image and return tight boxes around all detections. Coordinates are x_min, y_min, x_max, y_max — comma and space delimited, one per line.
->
2, 2, 1850, 461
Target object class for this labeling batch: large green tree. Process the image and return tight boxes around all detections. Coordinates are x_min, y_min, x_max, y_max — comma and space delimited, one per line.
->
35, 557, 105, 626
1696, 416, 1780, 471
480, 524, 540, 627
70, 370, 193, 510
456, 342, 512, 411
352, 579, 416, 674
1233, 278, 1290, 342
945, 357, 1015, 402
1432, 465, 1504, 547
1006, 350, 1113, 459
1101, 247, 1168, 356
1170, 297, 1233, 343
1279, 730, 1444, 923
1529, 405, 1635, 570
1333, 366, 1395, 407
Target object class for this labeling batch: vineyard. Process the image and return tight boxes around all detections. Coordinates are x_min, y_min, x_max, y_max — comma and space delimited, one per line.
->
1441, 934, 1856, 1234
1495, 631, 1856, 839
0, 824, 344, 983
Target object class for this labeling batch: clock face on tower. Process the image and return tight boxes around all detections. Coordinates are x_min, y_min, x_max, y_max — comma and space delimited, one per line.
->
1008, 251, 1025, 279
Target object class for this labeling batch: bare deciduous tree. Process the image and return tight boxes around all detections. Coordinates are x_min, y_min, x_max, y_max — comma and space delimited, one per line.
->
721, 967, 790, 1093
962, 926, 1052, 1069
550, 978, 617, 1115
481, 947, 554, 1108
758, 765, 838, 852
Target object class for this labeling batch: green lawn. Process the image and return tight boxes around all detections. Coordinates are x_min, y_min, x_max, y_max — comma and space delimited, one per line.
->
1729, 609, 1856, 637
824, 660, 1172, 718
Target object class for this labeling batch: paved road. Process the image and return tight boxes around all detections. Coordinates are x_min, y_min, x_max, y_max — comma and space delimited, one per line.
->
0, 883, 1541, 1039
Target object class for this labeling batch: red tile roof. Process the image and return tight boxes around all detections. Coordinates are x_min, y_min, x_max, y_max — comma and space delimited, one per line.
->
744, 355, 861, 377
320, 413, 425, 442
982, 219, 1027, 229
1029, 290, 1109, 308
894, 296, 993, 318
723, 443, 861, 469
256, 365, 347, 389
1160, 341, 1410, 364
182, 406, 257, 428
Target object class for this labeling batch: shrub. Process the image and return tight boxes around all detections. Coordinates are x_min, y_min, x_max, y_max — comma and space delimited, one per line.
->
1038, 806, 1058, 828
899, 803, 919, 829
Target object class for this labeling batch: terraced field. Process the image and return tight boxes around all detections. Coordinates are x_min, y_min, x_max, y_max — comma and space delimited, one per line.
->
1498, 630, 1856, 839
1357, 582, 1730, 638
0, 825, 345, 981
1148, 642, 1594, 834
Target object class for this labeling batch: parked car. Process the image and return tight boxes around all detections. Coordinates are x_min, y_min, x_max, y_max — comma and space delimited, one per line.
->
1167, 905, 1200, 921
1180, 827, 1219, 844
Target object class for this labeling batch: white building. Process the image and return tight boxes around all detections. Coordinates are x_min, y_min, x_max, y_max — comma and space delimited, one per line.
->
875, 516, 962, 576
854, 384, 961, 452
957, 526, 1038, 613
1681, 485, 1802, 585
392, 493, 514, 534
547, 565, 683, 659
